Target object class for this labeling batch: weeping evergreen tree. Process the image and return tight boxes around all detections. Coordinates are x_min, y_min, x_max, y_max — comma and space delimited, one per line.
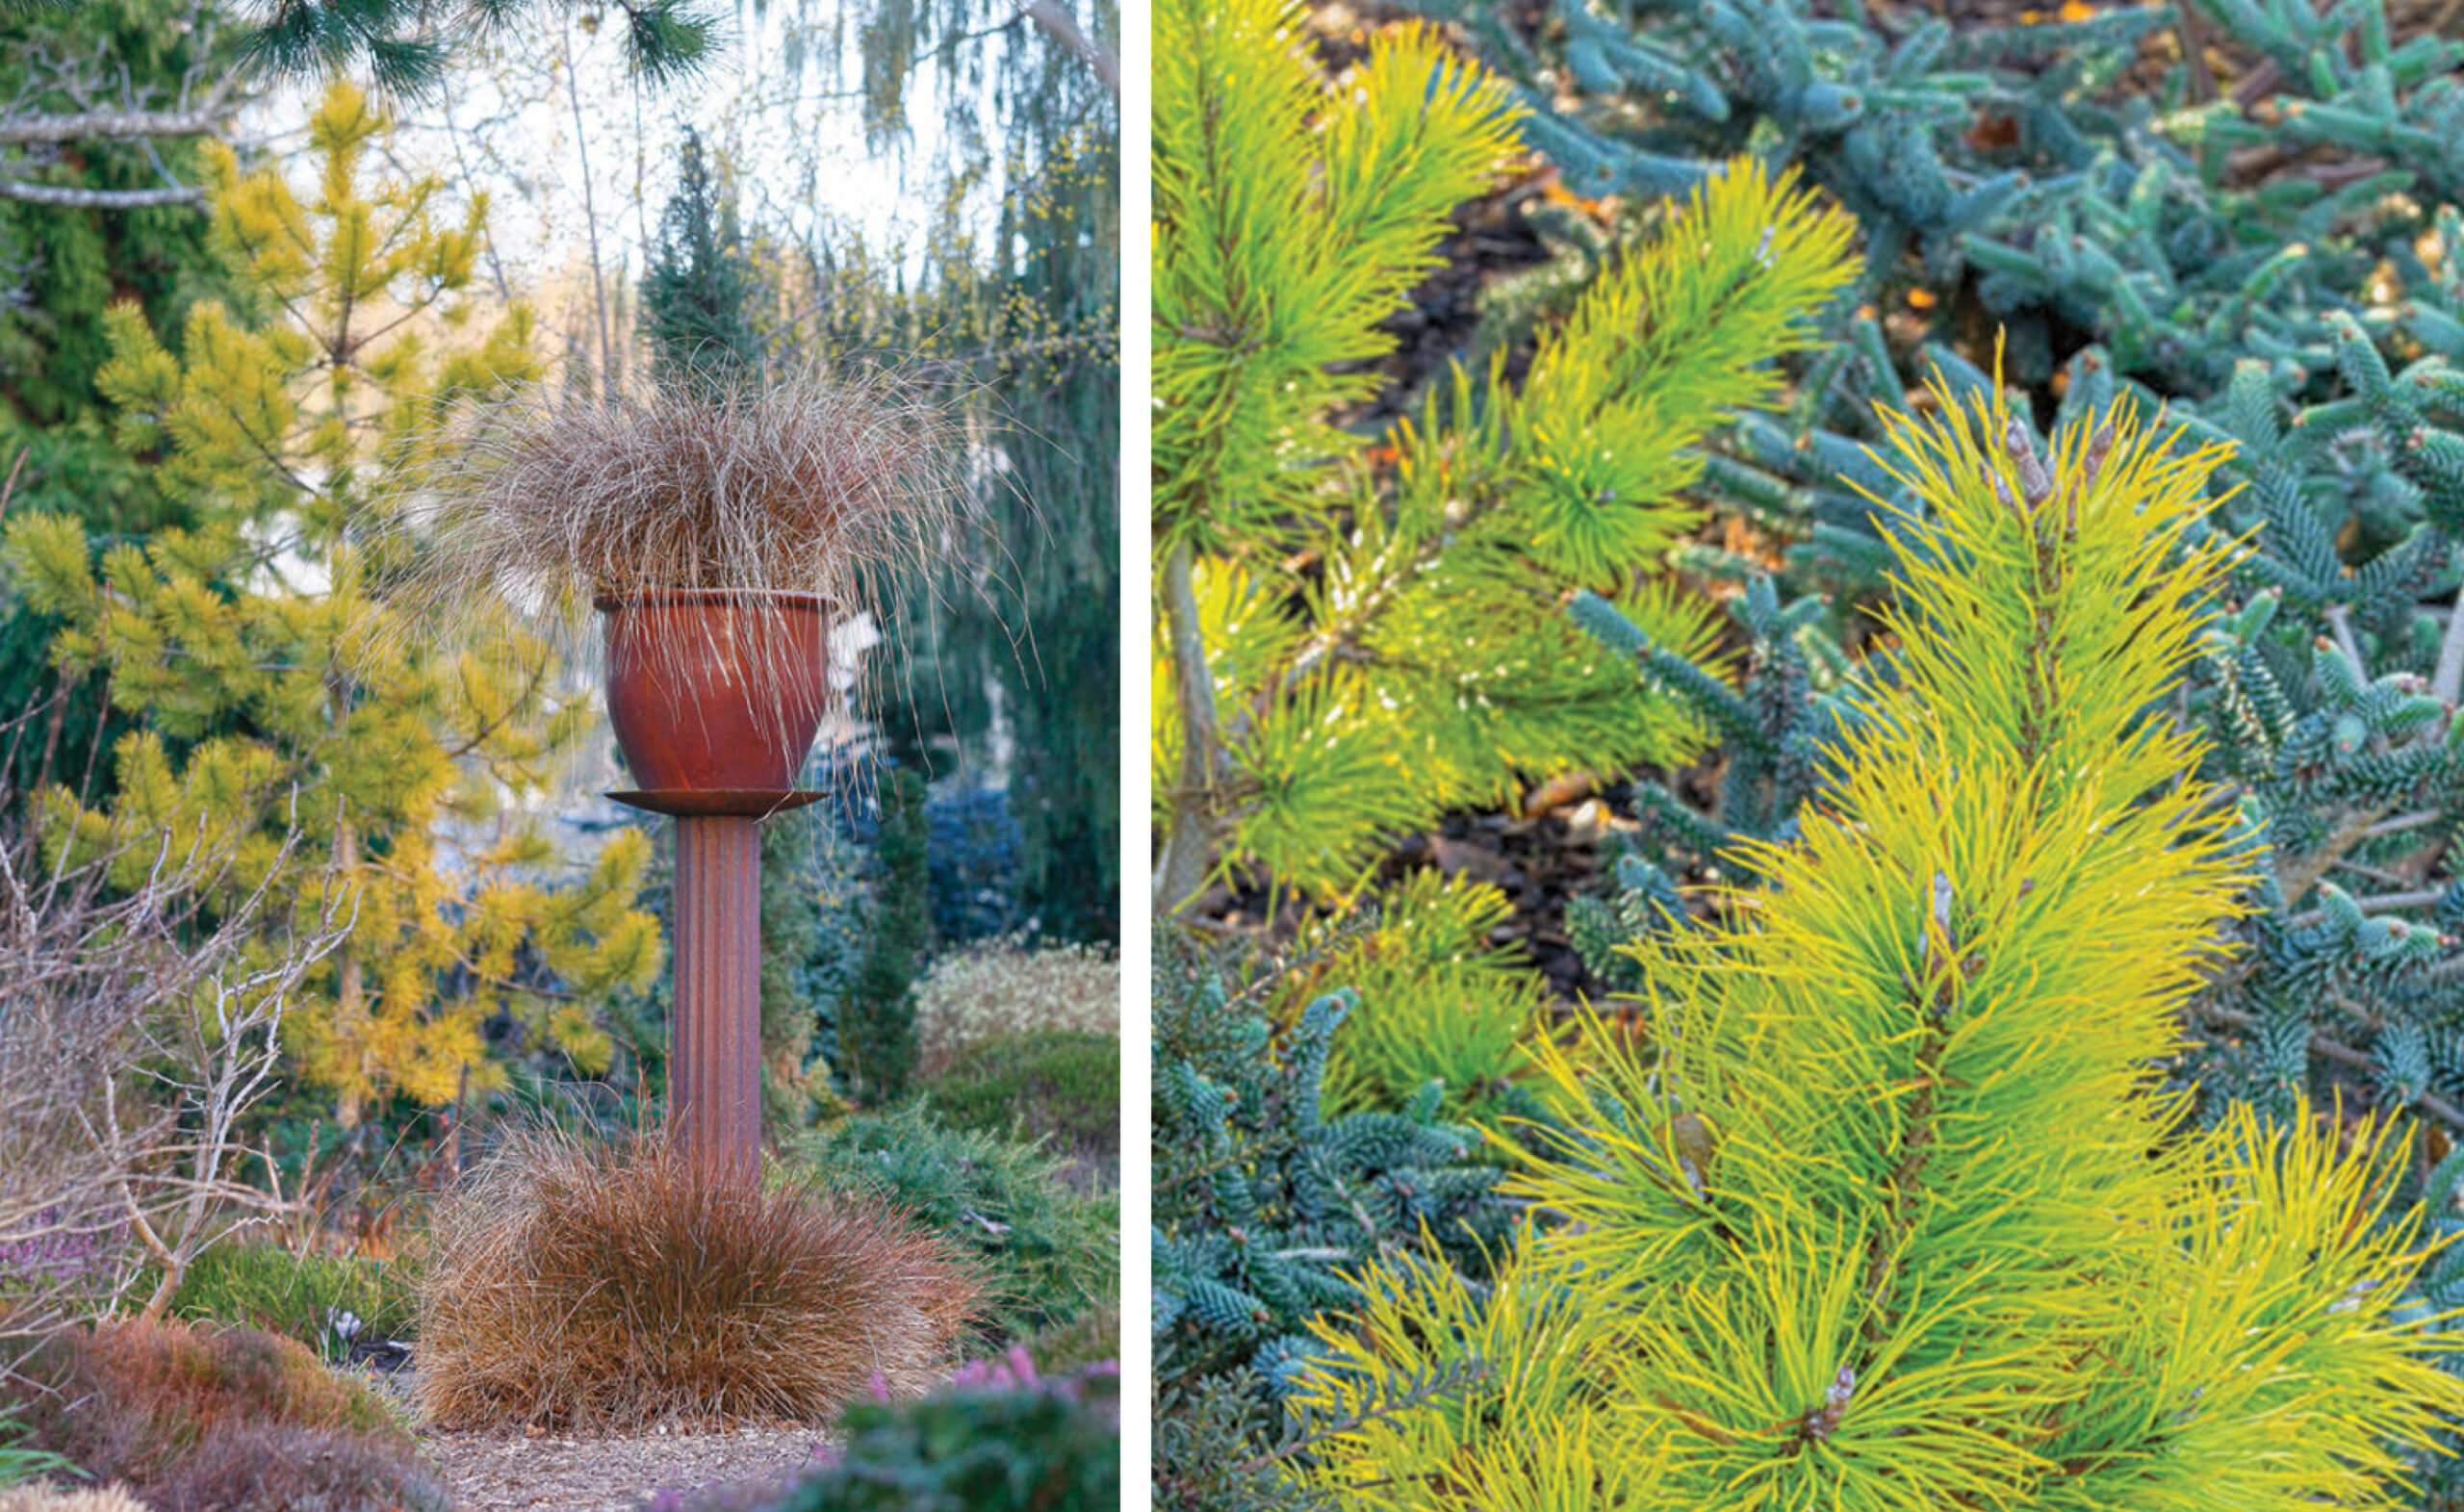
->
1296, 380, 2464, 1509
783, 5, 1121, 943
723, 0, 1119, 943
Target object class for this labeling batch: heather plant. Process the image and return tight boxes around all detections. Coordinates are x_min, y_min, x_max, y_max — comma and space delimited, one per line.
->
1021, 1305, 1120, 1375
1297, 382, 2464, 1508
0, 1317, 427, 1504
141, 1424, 449, 1512
913, 935, 1120, 1078
413, 1123, 979, 1428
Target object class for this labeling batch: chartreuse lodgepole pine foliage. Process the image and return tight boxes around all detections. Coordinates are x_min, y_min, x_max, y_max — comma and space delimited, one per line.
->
1296, 381, 2464, 1510
0, 85, 659, 1124
1657, 228, 2464, 1129
1266, 869, 1553, 1119
1153, 0, 1854, 1118
1153, 0, 1853, 1127
1152, 0, 1860, 909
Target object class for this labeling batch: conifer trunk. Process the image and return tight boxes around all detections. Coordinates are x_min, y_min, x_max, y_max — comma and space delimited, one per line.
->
333, 778, 364, 1129
1156, 535, 1219, 913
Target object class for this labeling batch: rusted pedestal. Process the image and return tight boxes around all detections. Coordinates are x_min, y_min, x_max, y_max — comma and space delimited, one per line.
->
612, 787, 826, 1182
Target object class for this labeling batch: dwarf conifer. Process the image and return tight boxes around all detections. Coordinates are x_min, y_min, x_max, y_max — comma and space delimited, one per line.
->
1152, 0, 1855, 1110
1296, 381, 2464, 1509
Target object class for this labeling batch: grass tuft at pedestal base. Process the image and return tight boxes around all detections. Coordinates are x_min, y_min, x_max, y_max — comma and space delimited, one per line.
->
413, 1125, 980, 1431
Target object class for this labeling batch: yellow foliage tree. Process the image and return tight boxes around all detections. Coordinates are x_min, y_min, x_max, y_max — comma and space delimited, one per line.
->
3, 84, 660, 1122
1295, 381, 2464, 1509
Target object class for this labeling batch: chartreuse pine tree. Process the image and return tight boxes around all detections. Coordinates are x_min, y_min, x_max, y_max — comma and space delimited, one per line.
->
1295, 380, 2464, 1509
1, 84, 659, 1124
1153, 0, 1855, 1113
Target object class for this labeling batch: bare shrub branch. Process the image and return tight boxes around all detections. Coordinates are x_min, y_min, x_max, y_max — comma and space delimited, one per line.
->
0, 811, 347, 1341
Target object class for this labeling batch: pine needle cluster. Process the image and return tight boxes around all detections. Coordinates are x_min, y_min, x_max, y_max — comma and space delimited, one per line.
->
240, 0, 718, 97
1295, 382, 2464, 1509
1155, 131, 1856, 890
1151, 0, 1859, 1121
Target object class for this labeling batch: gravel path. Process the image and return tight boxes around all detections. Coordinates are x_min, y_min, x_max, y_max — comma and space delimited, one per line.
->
354, 1358, 831, 1511
423, 1423, 829, 1512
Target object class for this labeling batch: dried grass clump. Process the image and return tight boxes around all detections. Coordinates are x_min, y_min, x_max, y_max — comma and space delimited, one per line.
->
913, 935, 1120, 1079
413, 1125, 980, 1431
394, 368, 972, 641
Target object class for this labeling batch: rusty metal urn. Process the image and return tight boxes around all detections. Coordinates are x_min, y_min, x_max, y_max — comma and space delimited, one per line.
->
598, 589, 834, 1182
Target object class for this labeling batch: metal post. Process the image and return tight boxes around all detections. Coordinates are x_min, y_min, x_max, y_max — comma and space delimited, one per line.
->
669, 812, 763, 1182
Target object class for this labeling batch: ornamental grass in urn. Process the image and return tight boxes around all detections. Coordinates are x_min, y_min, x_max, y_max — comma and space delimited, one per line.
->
394, 368, 969, 800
